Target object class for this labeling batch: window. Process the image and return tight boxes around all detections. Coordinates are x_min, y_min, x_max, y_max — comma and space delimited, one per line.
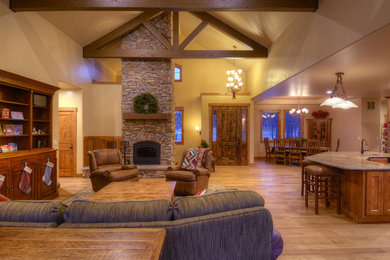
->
175, 107, 184, 144
242, 109, 247, 142
284, 112, 302, 139
212, 110, 217, 142
261, 112, 279, 141
174, 64, 182, 82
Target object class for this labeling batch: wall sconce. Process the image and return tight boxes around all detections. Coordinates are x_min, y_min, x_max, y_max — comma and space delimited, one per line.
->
195, 126, 202, 136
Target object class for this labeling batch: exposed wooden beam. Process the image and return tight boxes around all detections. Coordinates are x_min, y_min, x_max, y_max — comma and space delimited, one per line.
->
10, 0, 318, 12
190, 12, 267, 52
172, 12, 179, 49
84, 11, 162, 51
83, 48, 267, 59
179, 21, 208, 50
142, 20, 172, 49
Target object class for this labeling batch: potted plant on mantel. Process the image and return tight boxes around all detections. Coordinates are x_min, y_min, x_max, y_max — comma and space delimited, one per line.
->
311, 110, 329, 119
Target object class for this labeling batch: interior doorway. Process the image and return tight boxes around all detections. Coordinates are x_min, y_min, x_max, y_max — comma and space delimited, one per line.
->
209, 104, 249, 166
59, 108, 77, 177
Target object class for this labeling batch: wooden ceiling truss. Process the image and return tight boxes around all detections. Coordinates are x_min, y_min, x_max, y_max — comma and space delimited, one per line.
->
10, 0, 318, 59
10, 0, 318, 12
83, 11, 268, 59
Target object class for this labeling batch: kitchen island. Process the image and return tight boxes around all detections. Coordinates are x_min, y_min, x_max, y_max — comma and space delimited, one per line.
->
307, 152, 390, 223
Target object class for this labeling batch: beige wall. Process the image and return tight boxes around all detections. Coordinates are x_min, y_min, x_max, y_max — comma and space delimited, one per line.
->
83, 84, 122, 137
58, 89, 84, 174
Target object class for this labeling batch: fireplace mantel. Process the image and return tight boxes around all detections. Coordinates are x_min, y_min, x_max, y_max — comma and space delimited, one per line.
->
123, 113, 171, 120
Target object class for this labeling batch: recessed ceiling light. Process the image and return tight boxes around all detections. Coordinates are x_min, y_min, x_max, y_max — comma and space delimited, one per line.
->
326, 90, 333, 94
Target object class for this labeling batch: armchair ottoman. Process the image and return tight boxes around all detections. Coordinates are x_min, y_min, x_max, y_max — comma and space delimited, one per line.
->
88, 149, 139, 192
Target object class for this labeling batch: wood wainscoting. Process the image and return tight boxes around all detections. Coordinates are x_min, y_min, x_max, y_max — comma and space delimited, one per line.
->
83, 136, 122, 166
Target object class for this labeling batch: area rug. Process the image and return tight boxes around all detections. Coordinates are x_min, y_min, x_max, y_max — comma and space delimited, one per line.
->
62, 186, 94, 205
61, 185, 231, 205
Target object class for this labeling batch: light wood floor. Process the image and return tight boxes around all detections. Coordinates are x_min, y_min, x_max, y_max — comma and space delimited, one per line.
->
59, 161, 390, 259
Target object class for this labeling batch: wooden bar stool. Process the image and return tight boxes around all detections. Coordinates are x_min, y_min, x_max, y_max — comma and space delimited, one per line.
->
305, 165, 341, 215
300, 139, 320, 196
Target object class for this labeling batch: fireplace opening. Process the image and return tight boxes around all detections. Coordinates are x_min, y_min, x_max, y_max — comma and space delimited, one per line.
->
133, 141, 161, 165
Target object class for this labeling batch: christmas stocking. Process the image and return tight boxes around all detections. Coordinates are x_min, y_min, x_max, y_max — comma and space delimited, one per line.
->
0, 174, 5, 190
42, 161, 54, 186
19, 166, 32, 194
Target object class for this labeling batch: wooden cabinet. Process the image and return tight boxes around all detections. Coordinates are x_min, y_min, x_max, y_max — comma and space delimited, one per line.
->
307, 119, 332, 148
0, 150, 57, 200
0, 69, 59, 200
366, 171, 390, 216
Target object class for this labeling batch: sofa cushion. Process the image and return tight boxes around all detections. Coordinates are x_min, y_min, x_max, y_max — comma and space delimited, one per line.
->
64, 199, 173, 223
109, 170, 138, 182
0, 200, 66, 223
166, 171, 196, 182
173, 190, 265, 220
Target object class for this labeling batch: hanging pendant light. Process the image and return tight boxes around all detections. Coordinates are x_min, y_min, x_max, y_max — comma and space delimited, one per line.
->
289, 96, 309, 117
320, 72, 358, 109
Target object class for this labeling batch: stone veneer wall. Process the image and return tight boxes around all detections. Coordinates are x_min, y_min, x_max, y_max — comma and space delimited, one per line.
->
121, 12, 175, 165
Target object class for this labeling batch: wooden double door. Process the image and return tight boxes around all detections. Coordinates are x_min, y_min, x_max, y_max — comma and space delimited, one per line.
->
209, 104, 249, 166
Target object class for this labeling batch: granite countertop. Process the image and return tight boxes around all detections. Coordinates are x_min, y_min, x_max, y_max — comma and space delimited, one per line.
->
306, 152, 390, 170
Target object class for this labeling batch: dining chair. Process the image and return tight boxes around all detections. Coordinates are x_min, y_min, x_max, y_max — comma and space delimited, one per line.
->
274, 139, 287, 165
306, 139, 320, 156
264, 138, 275, 163
289, 139, 302, 166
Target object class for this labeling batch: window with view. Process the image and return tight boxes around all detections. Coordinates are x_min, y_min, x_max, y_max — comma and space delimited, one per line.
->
285, 112, 301, 138
174, 65, 182, 82
261, 112, 279, 141
175, 108, 183, 144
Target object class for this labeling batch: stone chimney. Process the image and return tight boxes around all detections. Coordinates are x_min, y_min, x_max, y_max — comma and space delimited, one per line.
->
121, 12, 174, 165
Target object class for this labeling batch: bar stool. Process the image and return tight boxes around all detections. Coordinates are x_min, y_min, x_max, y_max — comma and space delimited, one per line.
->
305, 165, 341, 215
301, 139, 320, 196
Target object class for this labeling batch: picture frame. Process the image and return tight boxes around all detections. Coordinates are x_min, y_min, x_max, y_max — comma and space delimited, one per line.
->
5, 124, 14, 135
10, 111, 24, 120
13, 125, 23, 135
1, 108, 10, 119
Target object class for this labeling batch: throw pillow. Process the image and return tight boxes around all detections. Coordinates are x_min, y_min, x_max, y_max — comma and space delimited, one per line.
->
196, 148, 209, 169
181, 148, 201, 170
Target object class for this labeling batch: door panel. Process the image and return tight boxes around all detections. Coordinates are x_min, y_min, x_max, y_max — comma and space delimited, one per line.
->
366, 172, 384, 216
59, 109, 77, 177
210, 105, 248, 166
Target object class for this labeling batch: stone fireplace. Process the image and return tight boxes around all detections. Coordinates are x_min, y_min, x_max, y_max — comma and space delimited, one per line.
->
121, 12, 175, 169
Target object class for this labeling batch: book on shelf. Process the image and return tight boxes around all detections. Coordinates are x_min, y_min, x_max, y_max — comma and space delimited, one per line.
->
8, 143, 17, 151
1, 108, 10, 119
10, 111, 24, 120
5, 125, 13, 135
13, 125, 23, 135
0, 145, 12, 153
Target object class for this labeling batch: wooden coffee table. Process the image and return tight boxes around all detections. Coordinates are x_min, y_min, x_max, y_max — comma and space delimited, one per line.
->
0, 227, 166, 260
88, 180, 176, 201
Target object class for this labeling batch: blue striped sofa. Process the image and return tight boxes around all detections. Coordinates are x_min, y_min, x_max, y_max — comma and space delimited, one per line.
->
0, 190, 282, 260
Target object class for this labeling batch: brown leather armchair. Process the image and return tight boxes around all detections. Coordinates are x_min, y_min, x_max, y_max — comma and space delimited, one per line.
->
88, 149, 139, 192
166, 149, 213, 195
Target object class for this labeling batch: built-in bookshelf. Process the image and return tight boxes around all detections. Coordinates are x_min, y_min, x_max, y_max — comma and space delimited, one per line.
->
0, 71, 57, 153
0, 69, 59, 200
